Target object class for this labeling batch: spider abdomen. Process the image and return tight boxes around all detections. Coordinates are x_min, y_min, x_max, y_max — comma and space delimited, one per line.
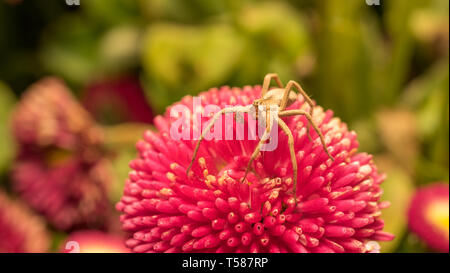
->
262, 88, 297, 108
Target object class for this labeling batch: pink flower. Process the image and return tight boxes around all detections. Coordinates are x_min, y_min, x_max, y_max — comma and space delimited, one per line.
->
11, 78, 113, 231
117, 85, 393, 253
408, 182, 449, 252
61, 231, 129, 253
0, 191, 50, 253
82, 75, 153, 124
12, 77, 103, 152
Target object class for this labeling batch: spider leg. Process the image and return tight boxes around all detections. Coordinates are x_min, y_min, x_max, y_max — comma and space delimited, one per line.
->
261, 73, 284, 97
279, 109, 334, 161
277, 117, 298, 204
241, 123, 272, 184
280, 80, 315, 141
280, 80, 314, 112
186, 106, 250, 176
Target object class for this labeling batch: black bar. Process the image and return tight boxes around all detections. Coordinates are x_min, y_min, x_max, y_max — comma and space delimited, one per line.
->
0, 253, 448, 272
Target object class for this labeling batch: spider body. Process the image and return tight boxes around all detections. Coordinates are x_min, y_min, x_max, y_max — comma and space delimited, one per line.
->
187, 73, 334, 204
255, 88, 297, 109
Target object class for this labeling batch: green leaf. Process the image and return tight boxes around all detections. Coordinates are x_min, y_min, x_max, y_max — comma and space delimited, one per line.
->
141, 23, 245, 112
375, 155, 416, 253
234, 1, 313, 84
0, 81, 16, 173
402, 60, 449, 182
314, 0, 383, 122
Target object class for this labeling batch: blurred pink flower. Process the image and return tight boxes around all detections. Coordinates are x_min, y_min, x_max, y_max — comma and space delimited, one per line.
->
11, 77, 113, 231
117, 85, 393, 253
408, 182, 449, 252
82, 75, 153, 124
61, 230, 129, 253
0, 191, 50, 253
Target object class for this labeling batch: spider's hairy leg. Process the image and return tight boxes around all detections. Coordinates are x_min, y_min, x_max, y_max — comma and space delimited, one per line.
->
241, 123, 272, 184
186, 106, 250, 176
281, 80, 315, 113
281, 80, 316, 141
277, 117, 298, 204
279, 109, 334, 161
261, 73, 284, 96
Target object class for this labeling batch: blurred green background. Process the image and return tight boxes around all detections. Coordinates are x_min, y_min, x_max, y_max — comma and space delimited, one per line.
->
0, 0, 448, 252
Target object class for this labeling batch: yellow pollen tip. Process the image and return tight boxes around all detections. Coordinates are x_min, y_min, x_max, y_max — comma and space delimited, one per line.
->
160, 188, 174, 196
218, 176, 225, 186
207, 175, 216, 183
205, 175, 216, 189
198, 157, 206, 168
269, 190, 279, 200
166, 172, 176, 182
285, 178, 293, 186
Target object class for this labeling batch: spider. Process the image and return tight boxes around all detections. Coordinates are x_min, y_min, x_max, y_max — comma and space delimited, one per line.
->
186, 73, 334, 202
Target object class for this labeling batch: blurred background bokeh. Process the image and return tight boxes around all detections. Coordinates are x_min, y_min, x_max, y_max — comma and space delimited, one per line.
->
0, 0, 448, 253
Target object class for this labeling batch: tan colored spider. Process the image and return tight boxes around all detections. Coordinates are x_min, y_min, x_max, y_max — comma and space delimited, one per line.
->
187, 73, 334, 201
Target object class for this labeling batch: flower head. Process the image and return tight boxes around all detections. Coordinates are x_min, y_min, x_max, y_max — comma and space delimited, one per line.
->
408, 182, 449, 252
61, 230, 129, 253
11, 77, 113, 231
0, 191, 50, 253
117, 85, 393, 253
12, 77, 103, 153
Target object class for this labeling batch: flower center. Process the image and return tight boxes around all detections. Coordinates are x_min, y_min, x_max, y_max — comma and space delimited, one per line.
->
426, 200, 449, 237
